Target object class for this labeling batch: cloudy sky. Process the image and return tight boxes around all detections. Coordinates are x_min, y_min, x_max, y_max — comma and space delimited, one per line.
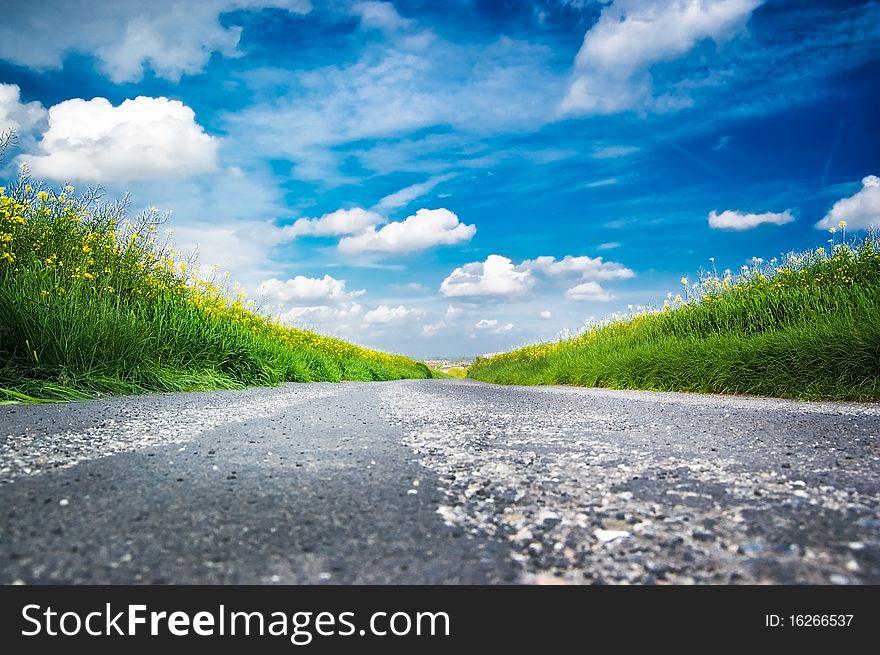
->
1, 0, 878, 357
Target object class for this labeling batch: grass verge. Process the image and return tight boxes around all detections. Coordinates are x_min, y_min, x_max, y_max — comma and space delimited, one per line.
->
469, 232, 880, 401
0, 174, 431, 401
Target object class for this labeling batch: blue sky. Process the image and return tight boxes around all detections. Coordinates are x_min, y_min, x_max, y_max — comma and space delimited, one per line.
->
1, 0, 878, 357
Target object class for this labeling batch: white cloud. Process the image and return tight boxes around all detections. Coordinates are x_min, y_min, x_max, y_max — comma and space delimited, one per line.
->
584, 178, 619, 189
708, 208, 794, 231
352, 1, 413, 31
286, 207, 384, 238
228, 38, 561, 181
339, 208, 475, 254
0, 83, 45, 136
257, 275, 365, 304
279, 302, 363, 325
364, 304, 423, 324
0, 1, 311, 83
523, 255, 635, 280
421, 321, 445, 336
169, 220, 288, 281
440, 252, 633, 299
540, 310, 552, 319
475, 319, 514, 333
714, 135, 732, 151
816, 175, 880, 231
597, 241, 621, 250
566, 281, 613, 301
374, 174, 454, 211
421, 304, 464, 336
561, 0, 761, 114
591, 145, 640, 159
440, 255, 535, 298
445, 305, 463, 319
21, 96, 218, 183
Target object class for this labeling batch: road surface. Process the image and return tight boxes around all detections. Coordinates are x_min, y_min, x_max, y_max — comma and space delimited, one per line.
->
1, 379, 878, 584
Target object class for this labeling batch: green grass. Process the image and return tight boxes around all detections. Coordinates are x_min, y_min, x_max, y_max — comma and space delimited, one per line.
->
469, 233, 880, 401
443, 366, 469, 379
0, 174, 431, 401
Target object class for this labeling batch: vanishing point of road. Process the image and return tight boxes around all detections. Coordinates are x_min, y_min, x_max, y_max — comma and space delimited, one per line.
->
1, 379, 878, 584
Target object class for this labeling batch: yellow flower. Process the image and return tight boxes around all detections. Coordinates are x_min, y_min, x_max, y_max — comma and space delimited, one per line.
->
838, 220, 847, 229
680, 276, 688, 285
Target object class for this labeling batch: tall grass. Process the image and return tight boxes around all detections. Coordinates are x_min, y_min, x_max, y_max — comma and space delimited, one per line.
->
0, 171, 430, 401
469, 231, 880, 401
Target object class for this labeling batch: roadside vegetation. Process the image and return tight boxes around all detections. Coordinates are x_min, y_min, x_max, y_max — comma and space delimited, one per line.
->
443, 366, 468, 379
469, 228, 880, 401
0, 168, 430, 401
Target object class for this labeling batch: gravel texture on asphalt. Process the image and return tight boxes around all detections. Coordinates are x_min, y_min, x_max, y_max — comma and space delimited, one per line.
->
1, 379, 878, 584
379, 380, 880, 585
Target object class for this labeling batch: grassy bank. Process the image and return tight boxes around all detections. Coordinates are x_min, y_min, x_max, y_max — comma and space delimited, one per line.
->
469, 232, 880, 401
0, 174, 430, 401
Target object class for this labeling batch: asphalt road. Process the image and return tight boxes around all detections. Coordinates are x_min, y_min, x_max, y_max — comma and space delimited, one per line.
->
1, 379, 878, 584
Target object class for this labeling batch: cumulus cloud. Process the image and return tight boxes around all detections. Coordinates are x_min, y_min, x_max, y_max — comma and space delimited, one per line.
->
445, 305, 463, 319
561, 0, 761, 114
421, 321, 445, 336
0, 83, 45, 136
0, 0, 311, 83
523, 255, 635, 280
815, 175, 880, 231
21, 96, 218, 183
169, 220, 288, 281
257, 275, 365, 304
440, 255, 535, 298
475, 319, 514, 333
440, 252, 634, 299
540, 310, 552, 319
279, 302, 363, 326
566, 281, 613, 301
374, 174, 454, 211
422, 304, 464, 336
708, 208, 794, 231
286, 207, 384, 238
339, 208, 475, 254
364, 304, 423, 324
